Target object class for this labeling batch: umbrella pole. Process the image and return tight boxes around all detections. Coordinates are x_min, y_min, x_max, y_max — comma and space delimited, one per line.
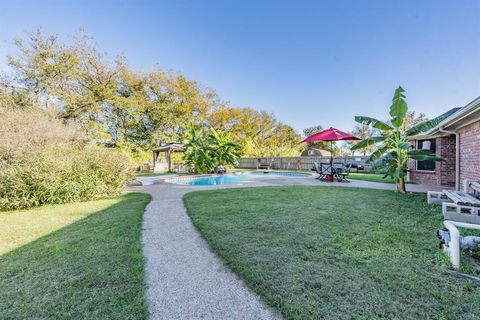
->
329, 141, 334, 182
330, 141, 333, 165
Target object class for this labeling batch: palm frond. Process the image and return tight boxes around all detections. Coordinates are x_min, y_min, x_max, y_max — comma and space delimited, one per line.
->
351, 136, 386, 151
389, 86, 408, 128
398, 141, 412, 150
406, 115, 451, 136
367, 144, 390, 162
371, 151, 394, 168
354, 116, 393, 131
409, 154, 443, 161
407, 149, 432, 156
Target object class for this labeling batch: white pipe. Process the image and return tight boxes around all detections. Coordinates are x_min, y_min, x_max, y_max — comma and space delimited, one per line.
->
444, 221, 461, 268
448, 221, 480, 230
438, 127, 460, 190
443, 221, 480, 269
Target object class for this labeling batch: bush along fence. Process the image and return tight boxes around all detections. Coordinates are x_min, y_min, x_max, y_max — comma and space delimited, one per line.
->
235, 156, 372, 172
0, 106, 135, 211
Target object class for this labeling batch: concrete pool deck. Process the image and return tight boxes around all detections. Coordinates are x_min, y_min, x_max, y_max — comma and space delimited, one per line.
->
132, 174, 444, 319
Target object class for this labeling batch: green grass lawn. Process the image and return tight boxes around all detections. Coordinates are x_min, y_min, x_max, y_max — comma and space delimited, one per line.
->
348, 172, 410, 184
0, 192, 151, 319
184, 186, 480, 319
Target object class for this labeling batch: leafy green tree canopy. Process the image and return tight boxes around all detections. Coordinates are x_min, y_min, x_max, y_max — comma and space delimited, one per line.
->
0, 31, 301, 161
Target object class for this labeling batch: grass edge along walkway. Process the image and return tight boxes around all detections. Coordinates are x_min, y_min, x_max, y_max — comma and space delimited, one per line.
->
184, 186, 480, 320
348, 172, 410, 184
0, 192, 151, 319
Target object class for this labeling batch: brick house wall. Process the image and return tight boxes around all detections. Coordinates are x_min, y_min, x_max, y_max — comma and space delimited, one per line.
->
439, 136, 456, 187
409, 157, 440, 185
458, 119, 480, 186
408, 135, 456, 187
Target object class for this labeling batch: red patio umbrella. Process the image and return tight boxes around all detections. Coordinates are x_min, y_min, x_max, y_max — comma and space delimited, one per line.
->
301, 127, 360, 165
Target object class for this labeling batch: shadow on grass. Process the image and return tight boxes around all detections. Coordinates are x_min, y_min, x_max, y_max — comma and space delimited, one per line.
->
0, 192, 151, 319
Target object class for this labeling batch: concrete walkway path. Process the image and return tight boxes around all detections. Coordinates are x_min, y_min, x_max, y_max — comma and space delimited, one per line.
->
132, 174, 441, 319
137, 182, 281, 320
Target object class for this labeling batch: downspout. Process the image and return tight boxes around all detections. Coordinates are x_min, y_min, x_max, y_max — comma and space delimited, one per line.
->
438, 127, 459, 190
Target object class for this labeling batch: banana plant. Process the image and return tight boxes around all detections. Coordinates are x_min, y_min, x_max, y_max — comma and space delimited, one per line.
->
207, 128, 239, 168
183, 124, 214, 174
351, 86, 445, 193
183, 124, 240, 174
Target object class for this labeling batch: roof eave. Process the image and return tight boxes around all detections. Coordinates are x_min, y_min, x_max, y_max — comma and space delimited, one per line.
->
431, 96, 480, 131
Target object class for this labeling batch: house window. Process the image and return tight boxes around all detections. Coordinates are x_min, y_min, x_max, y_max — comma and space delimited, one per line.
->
416, 139, 436, 171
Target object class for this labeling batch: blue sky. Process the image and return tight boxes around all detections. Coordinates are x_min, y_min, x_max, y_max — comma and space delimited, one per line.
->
1, 0, 479, 134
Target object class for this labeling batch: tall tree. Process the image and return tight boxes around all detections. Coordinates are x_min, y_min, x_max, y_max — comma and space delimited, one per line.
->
1, 31, 301, 161
401, 111, 427, 130
3, 30, 78, 109
208, 107, 301, 157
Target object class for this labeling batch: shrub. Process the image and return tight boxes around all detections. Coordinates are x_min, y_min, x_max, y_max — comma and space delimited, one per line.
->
0, 106, 134, 210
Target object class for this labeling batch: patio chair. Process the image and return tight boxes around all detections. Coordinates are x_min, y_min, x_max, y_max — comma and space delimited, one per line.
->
258, 157, 275, 170
333, 163, 352, 182
313, 162, 332, 181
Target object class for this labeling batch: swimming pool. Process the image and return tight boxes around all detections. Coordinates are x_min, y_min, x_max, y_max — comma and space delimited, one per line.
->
165, 171, 311, 186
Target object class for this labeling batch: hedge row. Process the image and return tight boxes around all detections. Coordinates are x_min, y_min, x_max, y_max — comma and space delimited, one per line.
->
0, 106, 135, 211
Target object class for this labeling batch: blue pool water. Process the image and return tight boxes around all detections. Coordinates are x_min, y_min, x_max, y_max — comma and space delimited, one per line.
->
165, 171, 310, 186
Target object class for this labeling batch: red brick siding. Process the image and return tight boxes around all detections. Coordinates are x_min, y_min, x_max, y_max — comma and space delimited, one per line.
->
409, 138, 441, 186
408, 136, 456, 187
458, 120, 480, 186
409, 169, 440, 185
439, 136, 456, 187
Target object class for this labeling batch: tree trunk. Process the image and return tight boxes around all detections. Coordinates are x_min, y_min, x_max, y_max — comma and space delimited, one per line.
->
396, 177, 406, 193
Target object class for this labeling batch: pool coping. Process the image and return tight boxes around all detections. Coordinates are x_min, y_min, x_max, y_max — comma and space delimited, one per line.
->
163, 170, 315, 185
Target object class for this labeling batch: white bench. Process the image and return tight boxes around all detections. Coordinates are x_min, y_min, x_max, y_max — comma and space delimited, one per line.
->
427, 179, 480, 223
427, 190, 450, 205
467, 180, 480, 197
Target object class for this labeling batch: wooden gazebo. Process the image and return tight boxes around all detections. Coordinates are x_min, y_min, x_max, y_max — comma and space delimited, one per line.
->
152, 143, 185, 172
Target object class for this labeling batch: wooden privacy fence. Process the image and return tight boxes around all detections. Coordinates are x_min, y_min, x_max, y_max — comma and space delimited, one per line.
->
236, 156, 372, 172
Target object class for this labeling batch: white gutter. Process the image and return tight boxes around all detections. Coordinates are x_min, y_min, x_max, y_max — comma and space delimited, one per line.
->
438, 127, 460, 190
